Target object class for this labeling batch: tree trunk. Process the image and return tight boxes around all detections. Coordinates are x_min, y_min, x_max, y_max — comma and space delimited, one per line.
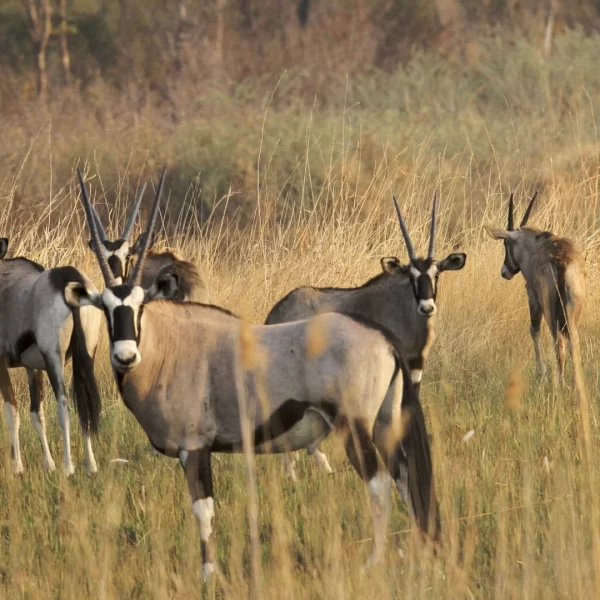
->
20, 0, 53, 99
56, 0, 71, 84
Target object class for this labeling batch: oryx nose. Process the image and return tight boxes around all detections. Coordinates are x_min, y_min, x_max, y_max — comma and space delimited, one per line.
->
116, 353, 137, 366
418, 300, 436, 316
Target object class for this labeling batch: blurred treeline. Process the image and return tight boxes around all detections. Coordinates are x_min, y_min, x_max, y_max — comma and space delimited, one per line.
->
2, 0, 600, 229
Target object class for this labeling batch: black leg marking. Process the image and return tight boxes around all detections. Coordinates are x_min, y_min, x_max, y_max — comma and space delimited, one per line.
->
344, 420, 379, 482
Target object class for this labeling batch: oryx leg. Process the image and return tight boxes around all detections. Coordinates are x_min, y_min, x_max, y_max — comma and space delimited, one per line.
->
528, 295, 545, 379
27, 368, 55, 472
0, 360, 23, 474
42, 351, 74, 475
310, 447, 333, 474
282, 453, 298, 482
554, 331, 567, 384
181, 447, 216, 582
345, 420, 391, 568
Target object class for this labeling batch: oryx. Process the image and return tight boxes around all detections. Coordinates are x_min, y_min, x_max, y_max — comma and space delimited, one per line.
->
266, 193, 466, 478
485, 192, 585, 381
73, 168, 439, 578
88, 184, 210, 302
0, 238, 102, 475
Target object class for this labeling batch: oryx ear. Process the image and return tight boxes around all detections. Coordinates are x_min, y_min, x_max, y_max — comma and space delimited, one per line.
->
0, 238, 8, 259
438, 252, 466, 272
64, 282, 103, 309
381, 256, 406, 274
485, 226, 512, 240
145, 271, 180, 302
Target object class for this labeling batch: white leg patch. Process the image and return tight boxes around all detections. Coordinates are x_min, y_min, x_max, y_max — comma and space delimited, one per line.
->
411, 369, 423, 384
367, 471, 392, 568
30, 411, 56, 472
4, 402, 23, 474
283, 454, 298, 482
202, 562, 215, 582
312, 449, 333, 474
192, 497, 215, 542
179, 450, 189, 467
58, 396, 75, 476
83, 432, 98, 475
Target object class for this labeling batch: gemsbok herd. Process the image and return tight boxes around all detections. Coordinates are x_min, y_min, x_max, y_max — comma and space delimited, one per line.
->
0, 168, 585, 580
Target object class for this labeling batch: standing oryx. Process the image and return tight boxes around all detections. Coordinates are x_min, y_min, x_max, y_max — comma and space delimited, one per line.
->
88, 184, 210, 302
266, 192, 466, 478
73, 168, 439, 579
0, 238, 102, 475
485, 192, 585, 381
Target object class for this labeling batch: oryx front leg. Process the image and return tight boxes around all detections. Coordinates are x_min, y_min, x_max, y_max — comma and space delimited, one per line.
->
182, 448, 216, 582
27, 369, 55, 472
528, 297, 545, 379
43, 352, 74, 476
310, 447, 333, 474
408, 357, 424, 398
0, 360, 23, 474
345, 421, 390, 567
282, 453, 298, 482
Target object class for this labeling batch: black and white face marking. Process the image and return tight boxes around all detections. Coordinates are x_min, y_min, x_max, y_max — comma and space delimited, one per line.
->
101, 284, 145, 372
408, 258, 439, 316
89, 239, 130, 283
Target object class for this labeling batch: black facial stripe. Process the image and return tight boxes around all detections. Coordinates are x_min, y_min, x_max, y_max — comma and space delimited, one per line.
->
417, 274, 434, 301
111, 284, 134, 300
102, 240, 126, 252
108, 255, 124, 280
113, 305, 136, 341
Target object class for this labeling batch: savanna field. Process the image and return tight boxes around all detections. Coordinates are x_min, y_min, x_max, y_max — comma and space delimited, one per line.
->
5, 29, 600, 598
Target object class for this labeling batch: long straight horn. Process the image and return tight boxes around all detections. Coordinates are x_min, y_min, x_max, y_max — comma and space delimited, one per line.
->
392, 196, 417, 262
427, 190, 439, 259
77, 169, 116, 286
90, 204, 108, 242
507, 192, 515, 231
520, 190, 538, 227
130, 167, 166, 287
121, 182, 147, 242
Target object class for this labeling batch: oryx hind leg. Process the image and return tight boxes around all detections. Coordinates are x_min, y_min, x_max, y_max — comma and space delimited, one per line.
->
0, 359, 23, 474
528, 296, 546, 379
310, 447, 333, 474
344, 420, 391, 568
42, 351, 75, 476
181, 447, 216, 582
27, 369, 55, 472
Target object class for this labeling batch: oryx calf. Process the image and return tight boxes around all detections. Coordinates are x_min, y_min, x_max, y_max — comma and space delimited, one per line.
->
88, 184, 210, 302
486, 192, 585, 381
74, 168, 440, 578
266, 193, 466, 478
0, 238, 102, 474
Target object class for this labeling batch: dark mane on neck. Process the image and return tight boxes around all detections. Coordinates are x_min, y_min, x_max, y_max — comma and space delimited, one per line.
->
316, 269, 405, 293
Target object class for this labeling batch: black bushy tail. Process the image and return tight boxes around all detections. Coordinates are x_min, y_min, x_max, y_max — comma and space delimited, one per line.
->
397, 356, 440, 542
71, 308, 101, 434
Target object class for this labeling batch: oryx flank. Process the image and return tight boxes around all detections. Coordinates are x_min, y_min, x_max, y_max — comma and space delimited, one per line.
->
0, 238, 102, 475
266, 192, 466, 478
73, 168, 439, 579
89, 184, 210, 302
485, 192, 585, 381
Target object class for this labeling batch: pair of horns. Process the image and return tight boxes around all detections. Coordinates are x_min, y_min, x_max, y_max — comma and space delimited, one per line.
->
91, 183, 147, 245
78, 167, 166, 287
508, 191, 538, 231
392, 191, 438, 262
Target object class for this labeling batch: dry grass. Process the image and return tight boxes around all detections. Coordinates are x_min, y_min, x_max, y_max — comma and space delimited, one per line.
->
2, 36, 600, 599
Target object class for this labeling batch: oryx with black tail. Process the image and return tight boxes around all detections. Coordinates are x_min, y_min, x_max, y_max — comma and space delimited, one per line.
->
73, 168, 440, 579
89, 183, 210, 302
485, 192, 585, 381
266, 192, 466, 478
0, 238, 102, 475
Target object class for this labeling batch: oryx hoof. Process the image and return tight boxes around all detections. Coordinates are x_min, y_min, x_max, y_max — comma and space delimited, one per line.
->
362, 552, 383, 573
13, 461, 24, 475
63, 462, 75, 477
43, 458, 56, 473
86, 460, 98, 476
202, 562, 215, 583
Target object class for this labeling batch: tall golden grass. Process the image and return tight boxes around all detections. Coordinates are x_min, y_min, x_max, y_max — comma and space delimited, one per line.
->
2, 34, 600, 598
